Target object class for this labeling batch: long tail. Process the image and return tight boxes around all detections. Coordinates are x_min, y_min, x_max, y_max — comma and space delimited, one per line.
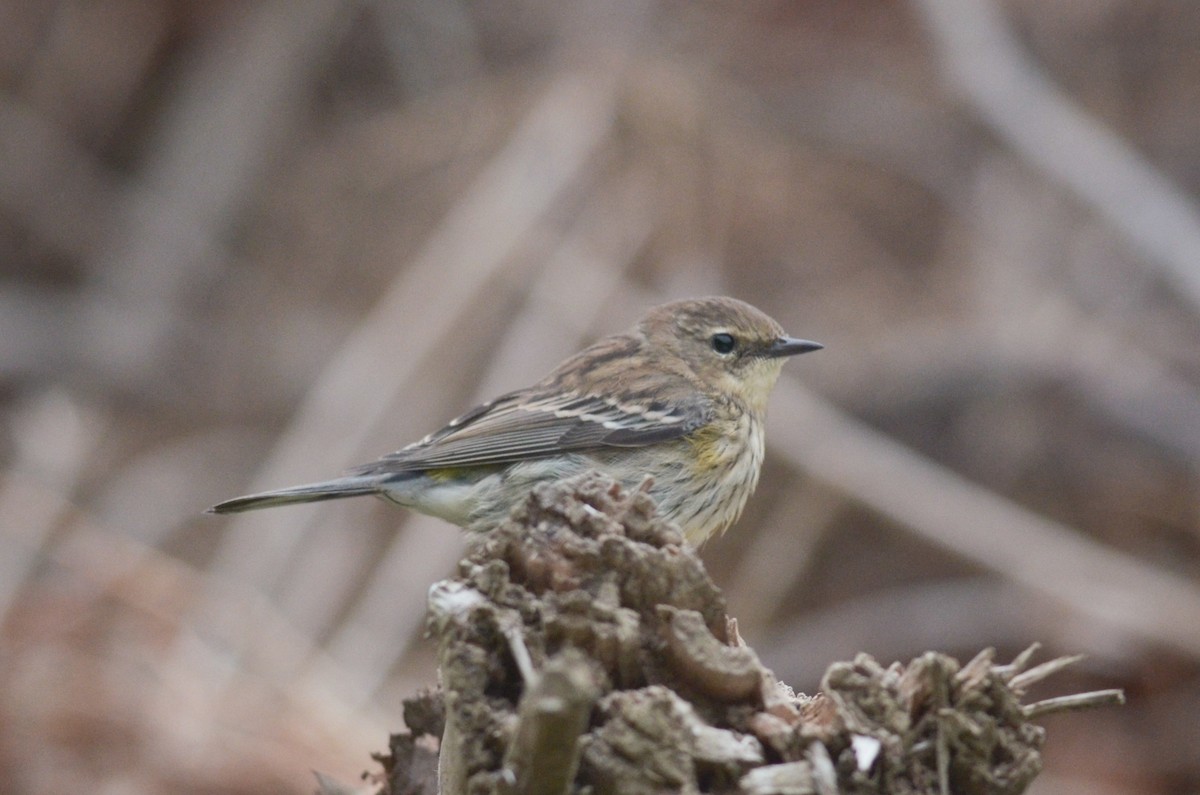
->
207, 475, 383, 514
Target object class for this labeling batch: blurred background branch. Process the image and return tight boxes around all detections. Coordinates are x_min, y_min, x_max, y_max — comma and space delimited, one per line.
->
1, 1, 1197, 793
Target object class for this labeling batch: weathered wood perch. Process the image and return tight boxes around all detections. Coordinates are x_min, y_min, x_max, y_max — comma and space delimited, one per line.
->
365, 473, 1123, 795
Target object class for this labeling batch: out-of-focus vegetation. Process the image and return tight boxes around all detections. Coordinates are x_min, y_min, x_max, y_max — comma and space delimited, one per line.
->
1, 1, 1197, 792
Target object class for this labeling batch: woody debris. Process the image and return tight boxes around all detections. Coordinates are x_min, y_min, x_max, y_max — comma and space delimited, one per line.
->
362, 473, 1122, 795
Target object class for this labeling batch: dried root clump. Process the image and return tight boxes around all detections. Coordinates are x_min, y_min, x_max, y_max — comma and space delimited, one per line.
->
368, 472, 1122, 795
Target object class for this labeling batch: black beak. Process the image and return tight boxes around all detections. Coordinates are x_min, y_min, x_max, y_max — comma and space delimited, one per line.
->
762, 336, 823, 358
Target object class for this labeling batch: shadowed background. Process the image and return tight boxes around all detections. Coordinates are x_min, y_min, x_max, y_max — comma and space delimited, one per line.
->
2, 1, 1198, 792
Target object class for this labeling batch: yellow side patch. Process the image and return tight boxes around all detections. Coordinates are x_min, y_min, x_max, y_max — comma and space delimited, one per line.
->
687, 425, 727, 474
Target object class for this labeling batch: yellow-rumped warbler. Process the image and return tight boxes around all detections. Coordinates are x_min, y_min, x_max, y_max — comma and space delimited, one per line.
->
209, 297, 821, 544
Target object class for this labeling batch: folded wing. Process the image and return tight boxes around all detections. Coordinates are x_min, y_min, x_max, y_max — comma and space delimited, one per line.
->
354, 390, 709, 475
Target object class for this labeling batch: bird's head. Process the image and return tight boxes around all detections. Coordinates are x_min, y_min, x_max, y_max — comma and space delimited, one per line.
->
640, 296, 822, 413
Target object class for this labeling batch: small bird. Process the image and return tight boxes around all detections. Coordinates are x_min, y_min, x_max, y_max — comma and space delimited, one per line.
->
209, 296, 821, 545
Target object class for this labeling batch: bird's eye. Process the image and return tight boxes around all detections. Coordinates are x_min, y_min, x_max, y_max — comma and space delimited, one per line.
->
710, 333, 736, 355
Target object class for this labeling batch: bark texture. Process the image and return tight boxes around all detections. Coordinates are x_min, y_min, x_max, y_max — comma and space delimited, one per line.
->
368, 473, 1120, 795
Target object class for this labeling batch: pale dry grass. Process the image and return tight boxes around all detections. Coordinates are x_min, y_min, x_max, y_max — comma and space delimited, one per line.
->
1, 1, 1196, 792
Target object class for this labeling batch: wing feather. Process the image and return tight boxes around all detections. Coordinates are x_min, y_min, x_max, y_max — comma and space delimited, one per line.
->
356, 390, 709, 475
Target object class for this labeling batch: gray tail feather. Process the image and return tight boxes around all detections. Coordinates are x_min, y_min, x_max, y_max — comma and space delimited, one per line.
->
207, 476, 382, 514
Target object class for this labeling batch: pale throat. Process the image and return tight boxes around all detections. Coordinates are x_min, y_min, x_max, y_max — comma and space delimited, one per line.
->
727, 359, 786, 416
